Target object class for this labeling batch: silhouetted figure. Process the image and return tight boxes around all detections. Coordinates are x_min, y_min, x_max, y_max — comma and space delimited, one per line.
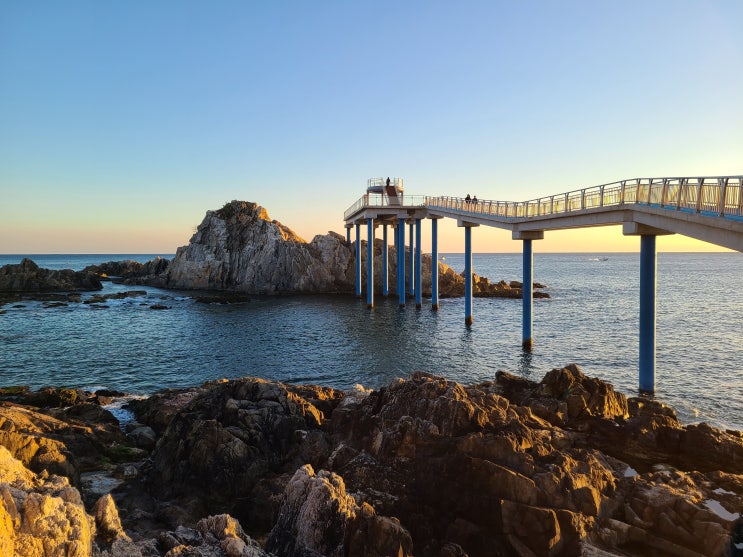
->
465, 194, 471, 203
473, 196, 478, 204
386, 177, 391, 188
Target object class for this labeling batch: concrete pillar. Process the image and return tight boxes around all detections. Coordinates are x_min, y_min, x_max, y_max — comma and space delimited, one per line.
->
398, 217, 406, 307
522, 239, 533, 351
382, 224, 389, 297
408, 222, 415, 296
639, 234, 657, 394
415, 218, 422, 308
431, 218, 439, 310
355, 223, 361, 298
346, 227, 351, 244
464, 226, 473, 325
366, 218, 374, 309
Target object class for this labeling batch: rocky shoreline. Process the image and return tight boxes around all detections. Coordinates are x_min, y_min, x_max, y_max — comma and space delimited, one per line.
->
1, 366, 741, 556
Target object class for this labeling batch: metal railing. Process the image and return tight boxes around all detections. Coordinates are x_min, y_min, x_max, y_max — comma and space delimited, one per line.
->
344, 176, 743, 222
344, 194, 427, 221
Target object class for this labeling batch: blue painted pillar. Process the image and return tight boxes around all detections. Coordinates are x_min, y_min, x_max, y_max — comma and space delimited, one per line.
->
522, 239, 533, 351
639, 234, 657, 393
415, 218, 422, 308
431, 218, 439, 310
366, 218, 374, 308
355, 223, 361, 298
464, 226, 473, 325
398, 218, 406, 307
382, 224, 389, 297
408, 222, 415, 296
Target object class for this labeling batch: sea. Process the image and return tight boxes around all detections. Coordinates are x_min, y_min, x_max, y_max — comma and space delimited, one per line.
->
1, 253, 741, 431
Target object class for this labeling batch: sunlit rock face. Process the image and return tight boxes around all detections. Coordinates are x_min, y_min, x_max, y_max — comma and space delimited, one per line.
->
162, 201, 356, 293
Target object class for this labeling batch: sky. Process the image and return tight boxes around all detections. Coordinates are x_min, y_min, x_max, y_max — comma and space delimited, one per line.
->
1, 1, 741, 254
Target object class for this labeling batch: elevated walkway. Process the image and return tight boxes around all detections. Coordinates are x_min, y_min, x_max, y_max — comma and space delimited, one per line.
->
345, 176, 743, 251
342, 175, 742, 396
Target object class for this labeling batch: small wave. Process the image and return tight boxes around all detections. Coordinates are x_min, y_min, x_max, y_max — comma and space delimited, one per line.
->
101, 394, 148, 428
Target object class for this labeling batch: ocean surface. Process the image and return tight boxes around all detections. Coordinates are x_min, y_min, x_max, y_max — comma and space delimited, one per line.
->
1, 253, 741, 431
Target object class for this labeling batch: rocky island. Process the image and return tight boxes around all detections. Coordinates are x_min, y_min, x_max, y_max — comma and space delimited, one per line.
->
89, 200, 548, 300
1, 366, 742, 556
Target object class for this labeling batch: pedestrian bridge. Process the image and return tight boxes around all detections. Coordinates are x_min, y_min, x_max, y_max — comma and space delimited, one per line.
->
343, 175, 743, 394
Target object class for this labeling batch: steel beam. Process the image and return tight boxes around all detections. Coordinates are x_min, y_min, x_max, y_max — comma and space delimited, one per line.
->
522, 239, 533, 351
366, 218, 374, 309
639, 234, 657, 394
382, 224, 388, 297
355, 223, 361, 298
415, 218, 422, 308
431, 218, 439, 310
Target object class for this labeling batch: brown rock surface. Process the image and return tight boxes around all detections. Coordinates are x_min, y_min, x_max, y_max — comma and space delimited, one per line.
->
0, 258, 102, 293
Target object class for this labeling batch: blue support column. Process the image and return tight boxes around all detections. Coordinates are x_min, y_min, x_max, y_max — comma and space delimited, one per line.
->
522, 239, 533, 351
415, 218, 422, 308
464, 226, 473, 325
366, 218, 374, 309
431, 218, 439, 310
639, 234, 657, 394
408, 222, 415, 296
355, 223, 361, 298
398, 218, 406, 307
382, 224, 389, 297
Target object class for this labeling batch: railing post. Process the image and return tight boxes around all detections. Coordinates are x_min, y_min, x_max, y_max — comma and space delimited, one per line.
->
366, 218, 374, 309
431, 218, 439, 310
719, 178, 729, 216
599, 185, 604, 207
464, 226, 473, 325
415, 218, 422, 308
382, 223, 389, 297
695, 178, 703, 213
660, 178, 669, 207
620, 180, 626, 204
639, 234, 657, 394
398, 217, 406, 307
355, 223, 362, 298
676, 178, 685, 210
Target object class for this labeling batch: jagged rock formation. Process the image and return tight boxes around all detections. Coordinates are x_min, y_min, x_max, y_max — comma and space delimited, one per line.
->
0, 258, 102, 293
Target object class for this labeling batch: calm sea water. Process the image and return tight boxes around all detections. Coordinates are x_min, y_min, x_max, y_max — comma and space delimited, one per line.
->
1, 253, 741, 431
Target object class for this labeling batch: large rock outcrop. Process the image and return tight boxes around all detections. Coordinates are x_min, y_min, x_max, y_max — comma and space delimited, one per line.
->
0, 258, 102, 293
160, 201, 355, 293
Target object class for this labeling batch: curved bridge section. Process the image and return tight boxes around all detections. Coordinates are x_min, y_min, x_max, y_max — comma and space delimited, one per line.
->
342, 175, 742, 395
345, 176, 743, 251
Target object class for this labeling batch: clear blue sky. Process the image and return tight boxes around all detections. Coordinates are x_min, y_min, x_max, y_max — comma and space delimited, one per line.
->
1, 1, 741, 253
